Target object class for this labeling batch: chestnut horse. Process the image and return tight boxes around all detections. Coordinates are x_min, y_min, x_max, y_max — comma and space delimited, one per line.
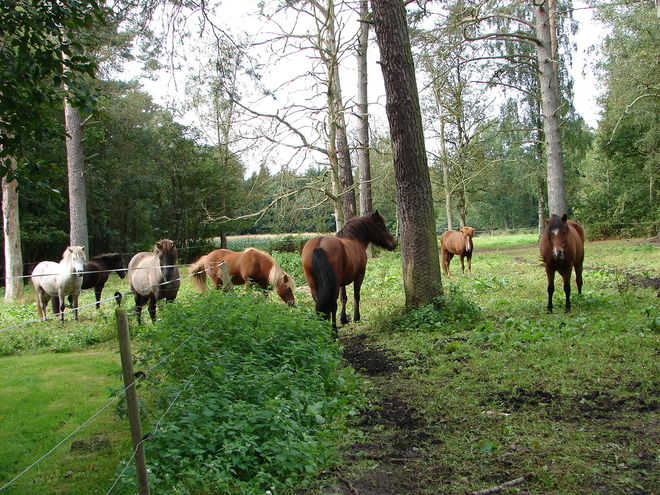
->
540, 214, 585, 313
189, 248, 296, 306
440, 226, 475, 277
128, 239, 180, 323
301, 211, 397, 328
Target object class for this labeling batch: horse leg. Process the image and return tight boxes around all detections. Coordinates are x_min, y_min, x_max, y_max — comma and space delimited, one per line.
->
444, 252, 454, 277
459, 254, 465, 274
58, 292, 67, 323
466, 252, 472, 276
545, 266, 555, 313
133, 294, 148, 324
148, 295, 158, 322
94, 285, 103, 309
339, 286, 349, 325
51, 296, 60, 317
353, 273, 365, 323
562, 268, 573, 313
70, 293, 80, 321
575, 263, 583, 295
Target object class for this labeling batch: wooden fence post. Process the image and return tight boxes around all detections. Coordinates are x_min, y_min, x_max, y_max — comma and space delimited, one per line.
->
116, 307, 150, 495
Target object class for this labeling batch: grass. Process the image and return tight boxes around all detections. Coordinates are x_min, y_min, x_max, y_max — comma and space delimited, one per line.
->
2, 235, 660, 494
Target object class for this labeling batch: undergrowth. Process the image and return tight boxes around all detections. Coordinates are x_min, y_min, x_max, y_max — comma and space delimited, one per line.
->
114, 291, 364, 495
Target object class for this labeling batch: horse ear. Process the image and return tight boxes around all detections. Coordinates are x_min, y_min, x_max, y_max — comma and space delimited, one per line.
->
81, 246, 85, 251
156, 242, 162, 250
544, 218, 550, 225
561, 213, 568, 223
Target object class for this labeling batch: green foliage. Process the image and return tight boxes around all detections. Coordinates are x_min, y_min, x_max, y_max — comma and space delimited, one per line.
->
118, 291, 362, 494
370, 286, 481, 334
0, 0, 109, 162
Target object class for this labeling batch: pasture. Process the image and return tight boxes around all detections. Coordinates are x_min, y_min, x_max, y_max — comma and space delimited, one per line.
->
0, 233, 659, 494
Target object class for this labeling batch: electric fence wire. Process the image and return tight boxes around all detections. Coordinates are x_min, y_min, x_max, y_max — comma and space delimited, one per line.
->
0, 310, 212, 492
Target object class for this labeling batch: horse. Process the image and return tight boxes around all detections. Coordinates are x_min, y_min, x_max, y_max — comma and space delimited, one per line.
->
301, 211, 397, 329
440, 226, 475, 277
189, 248, 295, 306
31, 246, 86, 322
62, 252, 127, 309
128, 239, 180, 323
540, 214, 585, 313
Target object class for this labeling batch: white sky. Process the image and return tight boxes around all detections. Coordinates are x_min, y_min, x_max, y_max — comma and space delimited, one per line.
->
120, 0, 606, 173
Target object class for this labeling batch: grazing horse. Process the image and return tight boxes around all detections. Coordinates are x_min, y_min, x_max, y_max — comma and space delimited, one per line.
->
301, 211, 397, 328
189, 248, 295, 306
540, 214, 585, 313
440, 226, 475, 277
31, 246, 86, 322
128, 239, 180, 323
62, 253, 126, 309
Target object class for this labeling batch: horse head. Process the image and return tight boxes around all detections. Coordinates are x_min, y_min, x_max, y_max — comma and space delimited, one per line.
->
370, 211, 397, 251
155, 239, 178, 281
546, 214, 569, 261
66, 246, 86, 277
460, 226, 475, 253
275, 273, 296, 307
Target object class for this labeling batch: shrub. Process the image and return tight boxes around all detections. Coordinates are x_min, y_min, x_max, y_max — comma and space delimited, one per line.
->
117, 291, 362, 494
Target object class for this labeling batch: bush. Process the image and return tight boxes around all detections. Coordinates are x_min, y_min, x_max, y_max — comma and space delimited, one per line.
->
117, 291, 362, 494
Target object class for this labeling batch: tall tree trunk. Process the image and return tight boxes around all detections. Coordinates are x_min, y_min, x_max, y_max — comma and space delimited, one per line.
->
65, 98, 89, 251
371, 0, 443, 306
326, 0, 356, 223
2, 154, 23, 300
357, 0, 372, 218
535, 0, 566, 217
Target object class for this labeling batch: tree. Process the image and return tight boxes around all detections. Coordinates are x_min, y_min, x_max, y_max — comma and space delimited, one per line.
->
371, 0, 443, 306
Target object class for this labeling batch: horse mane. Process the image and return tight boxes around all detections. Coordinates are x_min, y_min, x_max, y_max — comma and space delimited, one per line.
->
337, 213, 378, 242
547, 215, 567, 234
268, 263, 295, 290
245, 248, 295, 290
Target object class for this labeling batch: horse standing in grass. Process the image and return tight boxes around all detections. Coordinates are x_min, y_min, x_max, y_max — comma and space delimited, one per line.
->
540, 214, 585, 313
301, 211, 397, 329
62, 252, 126, 309
31, 246, 86, 322
128, 240, 180, 323
190, 248, 295, 306
440, 226, 475, 277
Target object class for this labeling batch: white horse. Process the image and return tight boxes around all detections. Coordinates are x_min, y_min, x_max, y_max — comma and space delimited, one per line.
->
31, 246, 86, 322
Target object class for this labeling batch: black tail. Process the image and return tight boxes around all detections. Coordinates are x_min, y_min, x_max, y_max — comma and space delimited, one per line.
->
312, 247, 337, 319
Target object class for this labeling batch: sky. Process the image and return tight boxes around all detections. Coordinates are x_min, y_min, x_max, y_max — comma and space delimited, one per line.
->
121, 1, 606, 173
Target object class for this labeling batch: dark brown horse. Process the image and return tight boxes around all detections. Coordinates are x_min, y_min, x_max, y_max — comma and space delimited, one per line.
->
440, 226, 475, 277
540, 214, 585, 313
301, 211, 397, 328
128, 240, 180, 323
62, 253, 126, 309
189, 248, 296, 306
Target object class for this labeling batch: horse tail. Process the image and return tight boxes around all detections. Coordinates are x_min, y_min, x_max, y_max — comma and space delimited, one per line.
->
189, 256, 209, 292
312, 248, 337, 318
34, 289, 45, 320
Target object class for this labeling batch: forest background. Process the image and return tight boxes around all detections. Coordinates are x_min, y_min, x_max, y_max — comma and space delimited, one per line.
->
2, 0, 658, 273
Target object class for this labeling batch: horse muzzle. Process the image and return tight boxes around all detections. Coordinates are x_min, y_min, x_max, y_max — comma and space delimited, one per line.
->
552, 248, 564, 261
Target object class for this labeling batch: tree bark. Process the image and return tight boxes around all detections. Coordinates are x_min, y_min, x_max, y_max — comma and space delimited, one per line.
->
2, 153, 23, 300
65, 97, 89, 251
371, 0, 443, 306
357, 0, 372, 218
535, 0, 566, 217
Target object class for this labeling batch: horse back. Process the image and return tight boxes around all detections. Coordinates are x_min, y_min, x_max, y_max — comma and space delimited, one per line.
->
303, 236, 364, 286
128, 252, 155, 292
239, 249, 273, 288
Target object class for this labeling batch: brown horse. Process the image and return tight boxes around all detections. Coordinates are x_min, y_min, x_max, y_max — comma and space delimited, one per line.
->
540, 214, 585, 313
301, 211, 397, 328
189, 248, 296, 306
440, 226, 475, 277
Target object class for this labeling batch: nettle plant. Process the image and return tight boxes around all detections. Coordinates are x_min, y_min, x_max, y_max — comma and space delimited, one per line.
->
117, 291, 362, 494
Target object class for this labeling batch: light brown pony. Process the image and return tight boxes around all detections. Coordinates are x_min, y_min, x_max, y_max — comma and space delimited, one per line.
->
128, 239, 180, 324
540, 214, 585, 313
301, 211, 397, 328
440, 226, 475, 277
189, 248, 296, 306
